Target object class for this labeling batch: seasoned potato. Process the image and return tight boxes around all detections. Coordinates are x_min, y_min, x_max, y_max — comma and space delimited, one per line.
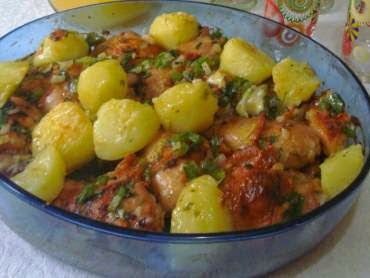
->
149, 12, 199, 49
33, 30, 89, 66
77, 59, 128, 114
94, 99, 160, 160
12, 146, 66, 202
272, 58, 321, 107
0, 61, 29, 107
32, 102, 94, 171
320, 144, 364, 199
171, 175, 232, 233
153, 80, 218, 132
220, 115, 265, 150
220, 38, 275, 84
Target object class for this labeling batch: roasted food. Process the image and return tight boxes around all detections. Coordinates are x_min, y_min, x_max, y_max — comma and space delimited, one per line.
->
0, 11, 364, 233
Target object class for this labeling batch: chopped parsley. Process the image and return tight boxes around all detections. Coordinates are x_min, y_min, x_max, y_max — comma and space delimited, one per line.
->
283, 192, 304, 220
154, 51, 176, 68
343, 122, 357, 139
219, 77, 251, 107
318, 91, 345, 115
183, 161, 202, 180
130, 59, 152, 77
121, 52, 135, 69
170, 71, 183, 82
210, 27, 224, 39
86, 32, 105, 48
77, 174, 109, 204
264, 93, 283, 120
168, 132, 203, 157
183, 159, 225, 182
108, 183, 133, 213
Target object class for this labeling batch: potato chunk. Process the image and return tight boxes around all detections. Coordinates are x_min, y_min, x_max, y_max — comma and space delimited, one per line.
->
77, 59, 128, 114
220, 116, 265, 150
320, 144, 364, 199
94, 99, 160, 160
171, 175, 232, 233
272, 58, 321, 107
0, 61, 29, 108
12, 146, 66, 202
32, 102, 94, 172
153, 80, 218, 132
149, 12, 199, 49
33, 30, 89, 66
220, 38, 275, 84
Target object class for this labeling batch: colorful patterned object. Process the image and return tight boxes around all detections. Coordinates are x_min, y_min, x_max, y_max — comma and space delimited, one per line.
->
342, 0, 370, 82
264, 0, 320, 46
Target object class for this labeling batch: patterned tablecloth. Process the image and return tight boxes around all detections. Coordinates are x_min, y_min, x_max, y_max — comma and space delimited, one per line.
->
0, 1, 369, 277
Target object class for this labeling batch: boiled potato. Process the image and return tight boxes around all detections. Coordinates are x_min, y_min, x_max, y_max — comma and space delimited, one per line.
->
220, 38, 275, 84
77, 59, 128, 114
33, 30, 89, 66
171, 175, 232, 233
0, 61, 29, 107
153, 80, 218, 132
272, 58, 321, 107
149, 12, 199, 49
94, 99, 160, 160
320, 144, 364, 199
32, 102, 94, 172
12, 146, 66, 202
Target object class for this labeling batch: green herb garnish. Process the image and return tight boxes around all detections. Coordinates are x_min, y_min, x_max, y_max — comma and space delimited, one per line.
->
318, 91, 345, 115
121, 52, 135, 69
210, 27, 223, 39
108, 185, 131, 213
77, 174, 109, 204
183, 161, 202, 180
0, 109, 7, 126
219, 77, 251, 107
168, 132, 203, 157
210, 135, 221, 156
201, 159, 225, 182
86, 32, 105, 47
154, 52, 175, 68
343, 122, 357, 139
170, 71, 183, 82
264, 93, 283, 120
283, 192, 304, 220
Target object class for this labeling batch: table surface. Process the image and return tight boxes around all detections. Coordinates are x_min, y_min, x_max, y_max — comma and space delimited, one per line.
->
0, 1, 369, 277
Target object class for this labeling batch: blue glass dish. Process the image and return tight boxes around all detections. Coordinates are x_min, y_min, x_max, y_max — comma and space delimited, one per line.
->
0, 1, 369, 277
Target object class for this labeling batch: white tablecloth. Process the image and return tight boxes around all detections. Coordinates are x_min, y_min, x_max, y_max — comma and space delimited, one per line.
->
0, 1, 369, 277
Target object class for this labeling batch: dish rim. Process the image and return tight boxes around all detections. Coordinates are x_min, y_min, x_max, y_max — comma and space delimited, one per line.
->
0, 0, 370, 244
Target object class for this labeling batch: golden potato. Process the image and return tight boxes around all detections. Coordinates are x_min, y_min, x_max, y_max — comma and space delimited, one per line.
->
12, 146, 66, 202
272, 57, 321, 107
32, 102, 94, 172
153, 80, 218, 132
33, 30, 89, 66
94, 99, 160, 160
77, 59, 128, 114
220, 38, 275, 84
0, 60, 29, 107
149, 12, 199, 49
171, 175, 232, 233
320, 144, 364, 199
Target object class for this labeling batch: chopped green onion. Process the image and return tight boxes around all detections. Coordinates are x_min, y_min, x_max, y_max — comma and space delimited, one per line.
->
283, 192, 304, 220
264, 93, 283, 120
154, 52, 175, 68
170, 71, 183, 82
183, 161, 202, 180
77, 174, 109, 204
108, 185, 130, 213
210, 135, 221, 156
201, 159, 225, 182
121, 52, 135, 69
318, 91, 345, 115
86, 32, 105, 47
